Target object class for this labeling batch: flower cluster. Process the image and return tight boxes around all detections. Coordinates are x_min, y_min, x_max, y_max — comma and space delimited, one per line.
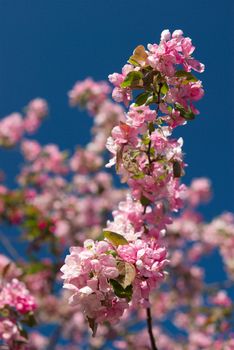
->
61, 235, 168, 329
61, 240, 127, 326
0, 277, 37, 348
0, 278, 36, 314
109, 29, 204, 127
68, 78, 110, 114
61, 29, 205, 335
69, 78, 125, 154
0, 98, 48, 147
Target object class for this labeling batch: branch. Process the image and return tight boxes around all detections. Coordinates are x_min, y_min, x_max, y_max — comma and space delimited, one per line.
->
146, 307, 158, 350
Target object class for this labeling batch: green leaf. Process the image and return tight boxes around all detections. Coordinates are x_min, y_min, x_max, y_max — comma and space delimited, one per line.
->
142, 134, 150, 145
23, 218, 37, 229
150, 147, 155, 157
18, 328, 28, 340
132, 172, 145, 180
87, 317, 98, 337
110, 279, 133, 301
103, 231, 128, 246
117, 262, 136, 289
1, 263, 11, 278
173, 161, 182, 178
134, 92, 150, 106
128, 57, 139, 66
140, 195, 151, 207
17, 321, 28, 340
145, 94, 157, 105
175, 70, 198, 82
0, 308, 10, 317
167, 105, 173, 113
128, 45, 148, 66
161, 83, 169, 95
24, 262, 46, 275
148, 122, 155, 133
120, 71, 143, 88
106, 250, 118, 257
175, 103, 195, 120
22, 313, 37, 327
26, 228, 41, 240
142, 70, 155, 89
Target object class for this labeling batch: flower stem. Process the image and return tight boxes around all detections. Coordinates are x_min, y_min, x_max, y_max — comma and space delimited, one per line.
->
146, 307, 158, 350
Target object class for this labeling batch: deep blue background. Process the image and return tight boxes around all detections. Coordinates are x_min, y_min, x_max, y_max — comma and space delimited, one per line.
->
0, 0, 233, 220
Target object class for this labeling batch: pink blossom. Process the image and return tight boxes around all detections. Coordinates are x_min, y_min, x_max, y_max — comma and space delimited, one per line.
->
186, 178, 212, 207
0, 319, 19, 341
0, 113, 24, 147
68, 78, 110, 114
189, 331, 213, 348
211, 290, 232, 308
24, 98, 48, 133
28, 332, 48, 349
70, 148, 103, 174
109, 65, 134, 106
21, 139, 41, 161
0, 278, 37, 314
111, 122, 138, 146
126, 105, 156, 128
61, 241, 129, 323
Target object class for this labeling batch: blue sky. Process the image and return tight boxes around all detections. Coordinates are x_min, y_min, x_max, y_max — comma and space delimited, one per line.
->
0, 0, 233, 220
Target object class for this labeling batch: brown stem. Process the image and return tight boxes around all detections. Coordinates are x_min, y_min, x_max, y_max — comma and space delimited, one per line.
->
146, 307, 158, 350
146, 84, 162, 172
143, 81, 162, 350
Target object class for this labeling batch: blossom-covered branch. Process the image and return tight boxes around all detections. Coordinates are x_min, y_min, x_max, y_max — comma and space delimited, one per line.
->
61, 29, 205, 347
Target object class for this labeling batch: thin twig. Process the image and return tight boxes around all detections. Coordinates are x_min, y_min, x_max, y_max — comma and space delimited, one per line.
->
146, 307, 158, 350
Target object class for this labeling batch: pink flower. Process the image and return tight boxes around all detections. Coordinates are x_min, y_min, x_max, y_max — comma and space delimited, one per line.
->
61, 241, 129, 324
24, 98, 48, 133
68, 78, 110, 114
0, 278, 37, 314
70, 148, 103, 174
21, 139, 41, 161
0, 319, 18, 341
211, 290, 232, 308
111, 123, 138, 146
26, 98, 48, 118
126, 105, 156, 129
0, 113, 24, 147
185, 178, 212, 207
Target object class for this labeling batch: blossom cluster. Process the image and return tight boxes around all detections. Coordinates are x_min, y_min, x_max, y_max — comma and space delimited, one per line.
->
69, 77, 125, 153
0, 276, 37, 348
0, 98, 48, 147
68, 78, 110, 114
61, 235, 168, 328
0, 278, 36, 314
109, 29, 204, 127
61, 29, 205, 333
